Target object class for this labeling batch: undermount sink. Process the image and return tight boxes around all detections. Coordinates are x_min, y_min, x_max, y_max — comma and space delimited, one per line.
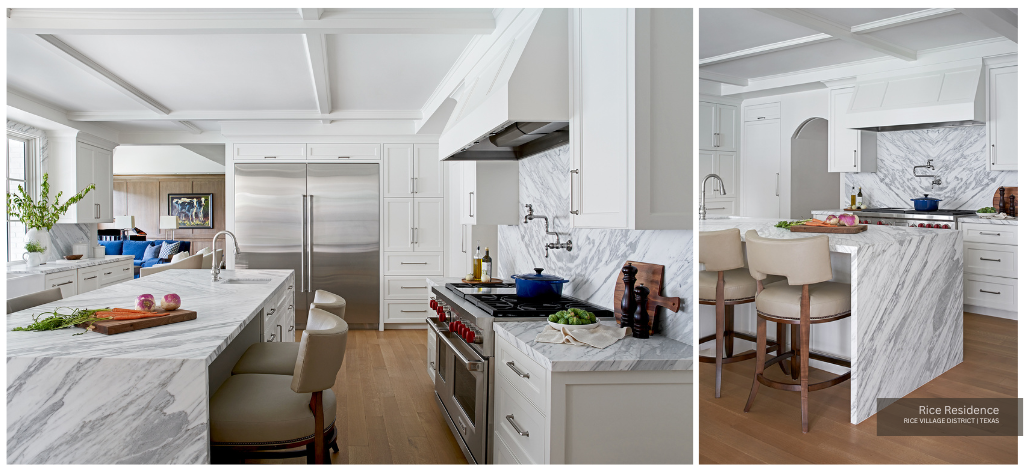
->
219, 278, 272, 285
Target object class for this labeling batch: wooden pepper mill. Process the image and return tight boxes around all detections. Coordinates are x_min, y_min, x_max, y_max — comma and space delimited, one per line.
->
998, 187, 1006, 214
620, 263, 637, 329
632, 284, 650, 339
1009, 195, 1016, 218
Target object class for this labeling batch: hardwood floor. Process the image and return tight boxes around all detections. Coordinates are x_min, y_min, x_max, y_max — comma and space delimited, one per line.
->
699, 312, 1018, 464
251, 329, 467, 464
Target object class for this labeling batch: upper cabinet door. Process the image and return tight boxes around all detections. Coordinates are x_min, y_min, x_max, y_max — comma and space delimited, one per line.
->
234, 143, 306, 160
413, 199, 444, 252
829, 88, 859, 173
698, 102, 716, 150
461, 161, 477, 225
715, 152, 738, 197
306, 143, 381, 160
716, 104, 738, 152
383, 144, 415, 198
91, 146, 113, 223
74, 142, 97, 222
383, 198, 414, 252
414, 144, 444, 198
988, 65, 1018, 171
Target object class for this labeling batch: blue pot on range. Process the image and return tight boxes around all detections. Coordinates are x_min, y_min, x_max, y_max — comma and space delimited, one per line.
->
511, 268, 570, 298
910, 194, 942, 212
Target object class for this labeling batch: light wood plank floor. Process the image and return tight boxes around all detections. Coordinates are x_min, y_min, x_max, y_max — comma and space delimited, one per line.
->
252, 329, 467, 464
699, 312, 1018, 464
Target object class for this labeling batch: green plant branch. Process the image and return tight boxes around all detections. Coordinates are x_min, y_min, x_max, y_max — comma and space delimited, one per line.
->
6, 173, 94, 231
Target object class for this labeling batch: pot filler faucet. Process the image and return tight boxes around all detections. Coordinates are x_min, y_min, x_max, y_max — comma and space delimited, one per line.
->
211, 230, 242, 282
524, 204, 572, 258
913, 159, 942, 189
699, 174, 727, 220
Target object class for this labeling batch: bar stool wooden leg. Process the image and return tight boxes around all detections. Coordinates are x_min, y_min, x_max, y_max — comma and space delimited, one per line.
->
776, 322, 790, 376
743, 316, 767, 412
714, 272, 726, 398
800, 285, 811, 433
724, 305, 735, 358
790, 325, 800, 380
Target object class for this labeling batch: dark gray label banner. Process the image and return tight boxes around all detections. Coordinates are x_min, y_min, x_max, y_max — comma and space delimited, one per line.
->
877, 398, 1023, 436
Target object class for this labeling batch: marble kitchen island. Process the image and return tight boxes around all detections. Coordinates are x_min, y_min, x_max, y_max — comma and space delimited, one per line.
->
699, 217, 963, 424
6, 269, 295, 464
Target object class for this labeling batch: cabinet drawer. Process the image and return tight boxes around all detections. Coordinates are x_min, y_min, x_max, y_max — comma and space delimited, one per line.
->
494, 373, 546, 464
961, 223, 1017, 245
744, 102, 780, 121
964, 274, 1016, 311
234, 143, 306, 160
496, 336, 548, 416
306, 143, 381, 160
701, 199, 736, 217
77, 267, 102, 294
964, 243, 1017, 278
384, 301, 430, 323
384, 276, 431, 299
384, 252, 443, 275
494, 425, 524, 464
44, 271, 78, 298
99, 261, 134, 286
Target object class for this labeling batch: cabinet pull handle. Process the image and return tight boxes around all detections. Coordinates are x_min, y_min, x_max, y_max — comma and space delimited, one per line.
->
278, 325, 283, 341
269, 332, 276, 341
411, 227, 415, 245
979, 232, 1001, 236
461, 224, 467, 253
337, 156, 350, 159
401, 286, 427, 289
506, 361, 530, 379
123, 267, 130, 271
414, 227, 418, 245
267, 308, 276, 317
775, 173, 780, 197
706, 207, 726, 211
569, 169, 580, 215
979, 289, 1002, 295
401, 309, 428, 313
84, 276, 98, 280
103, 271, 113, 275
265, 156, 277, 159
52, 281, 74, 287
979, 257, 1002, 262
505, 414, 529, 437
429, 361, 435, 369
288, 325, 294, 332
758, 116, 765, 120
400, 261, 428, 265
468, 192, 475, 217
853, 149, 857, 167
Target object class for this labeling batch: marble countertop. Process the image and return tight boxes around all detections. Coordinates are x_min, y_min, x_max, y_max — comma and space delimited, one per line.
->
7, 269, 292, 365
958, 216, 1018, 225
699, 216, 957, 253
493, 321, 692, 372
8, 255, 135, 275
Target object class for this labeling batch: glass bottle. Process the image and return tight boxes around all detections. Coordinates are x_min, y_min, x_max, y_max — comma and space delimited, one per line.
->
481, 247, 492, 282
472, 243, 482, 280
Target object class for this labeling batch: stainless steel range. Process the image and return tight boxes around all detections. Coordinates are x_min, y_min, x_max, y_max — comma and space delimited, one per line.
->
426, 282, 612, 464
839, 208, 976, 229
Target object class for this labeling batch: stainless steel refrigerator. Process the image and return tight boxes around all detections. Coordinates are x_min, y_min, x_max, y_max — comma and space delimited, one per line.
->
234, 163, 379, 328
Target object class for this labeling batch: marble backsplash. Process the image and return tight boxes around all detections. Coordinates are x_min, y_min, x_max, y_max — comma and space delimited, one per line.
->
842, 126, 1017, 210
497, 145, 692, 344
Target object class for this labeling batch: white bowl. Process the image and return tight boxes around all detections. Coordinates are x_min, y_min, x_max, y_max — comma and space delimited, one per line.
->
976, 211, 995, 217
548, 320, 601, 331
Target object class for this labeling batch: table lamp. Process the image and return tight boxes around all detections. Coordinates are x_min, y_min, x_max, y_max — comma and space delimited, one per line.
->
114, 215, 135, 241
160, 215, 179, 240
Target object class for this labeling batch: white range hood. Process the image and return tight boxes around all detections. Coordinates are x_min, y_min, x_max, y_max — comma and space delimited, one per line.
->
843, 60, 985, 132
438, 9, 569, 161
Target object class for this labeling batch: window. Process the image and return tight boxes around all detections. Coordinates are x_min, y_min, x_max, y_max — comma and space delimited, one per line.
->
7, 134, 34, 262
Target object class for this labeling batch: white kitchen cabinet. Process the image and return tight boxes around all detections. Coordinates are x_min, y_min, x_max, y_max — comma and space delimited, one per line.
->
458, 161, 518, 226
569, 8, 691, 230
305, 143, 381, 160
49, 133, 114, 224
384, 301, 431, 323
698, 150, 738, 216
414, 144, 443, 198
383, 198, 415, 252
961, 222, 1018, 318
234, 143, 306, 160
43, 271, 77, 298
699, 101, 737, 151
383, 143, 443, 198
98, 259, 134, 287
741, 118, 781, 218
987, 65, 1017, 171
383, 198, 443, 252
77, 267, 102, 294
743, 102, 781, 122
828, 87, 877, 173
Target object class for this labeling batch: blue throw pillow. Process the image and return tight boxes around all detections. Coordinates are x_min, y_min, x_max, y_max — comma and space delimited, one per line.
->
159, 241, 181, 259
123, 240, 155, 261
97, 240, 123, 256
143, 243, 161, 261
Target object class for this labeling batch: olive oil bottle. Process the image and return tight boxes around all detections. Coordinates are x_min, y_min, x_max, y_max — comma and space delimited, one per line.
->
472, 243, 482, 280
481, 247, 492, 282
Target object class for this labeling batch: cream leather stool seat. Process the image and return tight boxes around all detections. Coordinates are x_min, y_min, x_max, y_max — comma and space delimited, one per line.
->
211, 373, 337, 445
232, 343, 301, 376
755, 282, 851, 319
699, 270, 784, 302
311, 290, 346, 320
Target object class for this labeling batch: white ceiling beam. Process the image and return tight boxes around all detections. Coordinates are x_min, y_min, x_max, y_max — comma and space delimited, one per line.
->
699, 70, 749, 87
957, 9, 1018, 44
298, 9, 323, 21
302, 33, 332, 123
700, 34, 833, 66
66, 110, 422, 122
177, 121, 202, 134
755, 9, 917, 61
7, 10, 496, 35
850, 8, 958, 34
31, 34, 172, 115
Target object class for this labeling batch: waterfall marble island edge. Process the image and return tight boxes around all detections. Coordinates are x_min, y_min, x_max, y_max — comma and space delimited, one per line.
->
698, 217, 964, 424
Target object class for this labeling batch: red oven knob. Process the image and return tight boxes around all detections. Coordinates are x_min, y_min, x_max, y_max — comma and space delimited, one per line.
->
942, 224, 951, 229
466, 330, 476, 343
877, 221, 883, 225
926, 224, 934, 228
863, 219, 870, 224
430, 299, 437, 309
438, 311, 446, 322
448, 321, 456, 332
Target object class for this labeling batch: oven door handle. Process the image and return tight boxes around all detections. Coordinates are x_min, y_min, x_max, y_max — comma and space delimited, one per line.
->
427, 317, 485, 372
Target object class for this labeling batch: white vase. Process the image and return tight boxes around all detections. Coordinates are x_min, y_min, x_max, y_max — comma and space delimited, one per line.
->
22, 252, 44, 267
25, 227, 51, 260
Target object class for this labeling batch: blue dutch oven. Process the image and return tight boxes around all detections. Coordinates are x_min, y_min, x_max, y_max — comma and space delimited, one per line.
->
911, 194, 942, 212
511, 268, 569, 299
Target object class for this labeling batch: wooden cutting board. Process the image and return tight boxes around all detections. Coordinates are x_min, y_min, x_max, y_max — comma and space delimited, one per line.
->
992, 186, 1018, 215
76, 309, 197, 335
790, 224, 867, 234
613, 261, 681, 333
460, 278, 504, 284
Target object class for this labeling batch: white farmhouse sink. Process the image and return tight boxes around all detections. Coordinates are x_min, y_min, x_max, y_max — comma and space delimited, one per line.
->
6, 272, 46, 300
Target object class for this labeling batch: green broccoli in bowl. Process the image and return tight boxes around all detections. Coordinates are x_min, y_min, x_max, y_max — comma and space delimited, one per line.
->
977, 207, 996, 213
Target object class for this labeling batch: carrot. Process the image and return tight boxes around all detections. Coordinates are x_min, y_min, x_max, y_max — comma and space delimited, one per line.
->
111, 308, 152, 313
94, 311, 169, 320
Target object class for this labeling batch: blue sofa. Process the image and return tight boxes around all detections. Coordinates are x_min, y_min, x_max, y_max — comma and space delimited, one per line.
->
98, 239, 192, 274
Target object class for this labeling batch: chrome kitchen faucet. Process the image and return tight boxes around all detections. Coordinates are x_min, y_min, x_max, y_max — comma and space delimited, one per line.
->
211, 230, 242, 282
913, 159, 942, 189
699, 174, 727, 220
524, 204, 572, 258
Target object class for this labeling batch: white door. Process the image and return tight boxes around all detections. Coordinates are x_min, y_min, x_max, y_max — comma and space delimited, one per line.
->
414, 199, 444, 252
716, 104, 738, 152
92, 146, 113, 223
461, 161, 477, 225
830, 89, 859, 172
742, 119, 781, 218
383, 198, 414, 252
716, 152, 738, 198
698, 102, 716, 150
989, 65, 1017, 171
383, 144, 414, 198
414, 144, 444, 198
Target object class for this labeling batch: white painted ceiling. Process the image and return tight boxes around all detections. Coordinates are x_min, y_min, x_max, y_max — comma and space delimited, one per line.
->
700, 8, 1016, 84
5, 8, 491, 136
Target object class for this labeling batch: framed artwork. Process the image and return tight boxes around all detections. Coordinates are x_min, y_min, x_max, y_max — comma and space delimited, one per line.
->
168, 193, 214, 229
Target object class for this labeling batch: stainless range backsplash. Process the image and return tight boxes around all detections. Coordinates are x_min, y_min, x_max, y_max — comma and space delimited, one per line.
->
842, 126, 1017, 210
497, 144, 692, 344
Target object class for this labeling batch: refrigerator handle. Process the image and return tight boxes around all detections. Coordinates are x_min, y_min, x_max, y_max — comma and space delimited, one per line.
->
301, 194, 307, 293
307, 194, 314, 293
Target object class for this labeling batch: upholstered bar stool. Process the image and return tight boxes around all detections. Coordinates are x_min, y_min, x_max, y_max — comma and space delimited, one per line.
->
232, 306, 343, 376
742, 230, 852, 433
698, 228, 785, 398
211, 308, 349, 463
310, 290, 347, 320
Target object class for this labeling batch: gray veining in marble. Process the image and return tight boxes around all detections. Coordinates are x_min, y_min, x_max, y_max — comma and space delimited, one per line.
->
842, 126, 1016, 210
700, 217, 963, 424
7, 269, 293, 464
493, 321, 692, 372
496, 144, 692, 344
957, 216, 1018, 226
7, 255, 134, 274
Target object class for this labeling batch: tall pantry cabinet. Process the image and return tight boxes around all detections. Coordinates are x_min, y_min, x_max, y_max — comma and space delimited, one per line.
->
740, 102, 782, 218
698, 100, 739, 216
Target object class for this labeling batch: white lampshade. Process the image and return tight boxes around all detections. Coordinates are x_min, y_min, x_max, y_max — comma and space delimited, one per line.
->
160, 215, 179, 230
114, 215, 135, 229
